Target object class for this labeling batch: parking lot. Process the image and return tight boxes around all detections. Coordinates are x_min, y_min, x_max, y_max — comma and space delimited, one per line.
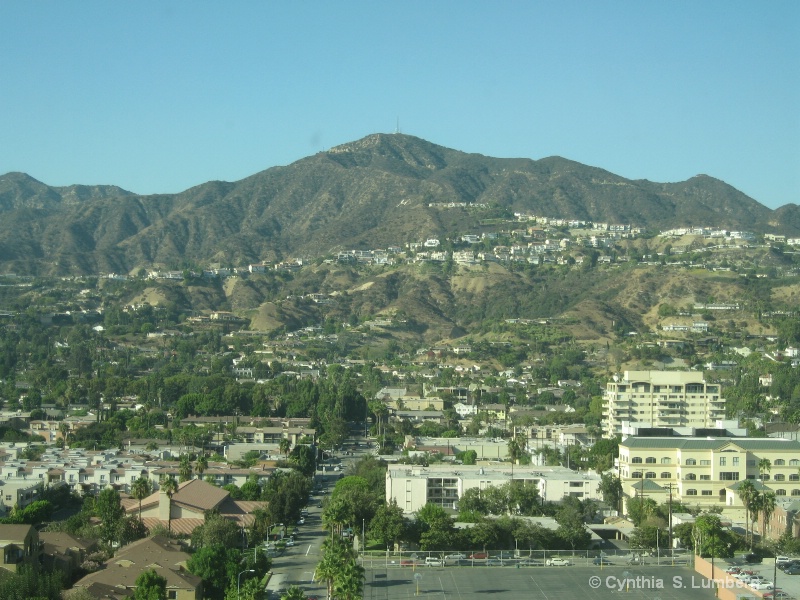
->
363, 565, 719, 600
722, 556, 800, 599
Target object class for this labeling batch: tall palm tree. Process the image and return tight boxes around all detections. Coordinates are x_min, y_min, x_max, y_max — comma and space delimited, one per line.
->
59, 421, 70, 448
750, 491, 762, 543
195, 454, 208, 478
322, 498, 353, 538
131, 476, 152, 522
758, 458, 772, 481
178, 454, 193, 482
737, 480, 756, 548
315, 553, 341, 600
160, 475, 178, 533
279, 438, 291, 458
761, 492, 776, 541
333, 560, 365, 600
280, 586, 307, 600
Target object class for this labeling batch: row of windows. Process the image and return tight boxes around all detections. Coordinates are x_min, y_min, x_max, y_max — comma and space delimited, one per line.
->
630, 457, 799, 467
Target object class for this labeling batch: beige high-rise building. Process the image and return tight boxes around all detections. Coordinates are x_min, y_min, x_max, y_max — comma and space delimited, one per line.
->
603, 371, 726, 438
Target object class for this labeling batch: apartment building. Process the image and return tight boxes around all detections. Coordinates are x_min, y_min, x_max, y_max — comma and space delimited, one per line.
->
617, 436, 800, 510
603, 371, 726, 437
385, 464, 602, 514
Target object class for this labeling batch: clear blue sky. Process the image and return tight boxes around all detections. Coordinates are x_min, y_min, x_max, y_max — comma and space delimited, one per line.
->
1, 2, 798, 209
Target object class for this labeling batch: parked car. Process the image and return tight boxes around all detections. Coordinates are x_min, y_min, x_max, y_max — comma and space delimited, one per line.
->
725, 566, 741, 574
775, 556, 791, 567
785, 565, 800, 575
593, 557, 613, 565
485, 559, 502, 566
297, 518, 305, 525
518, 560, 543, 566
285, 539, 295, 547
764, 591, 792, 599
546, 558, 571, 566
444, 554, 466, 563
750, 581, 774, 591
468, 553, 488, 560
425, 557, 443, 567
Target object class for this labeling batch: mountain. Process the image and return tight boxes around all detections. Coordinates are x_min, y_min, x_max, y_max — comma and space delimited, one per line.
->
0, 134, 796, 275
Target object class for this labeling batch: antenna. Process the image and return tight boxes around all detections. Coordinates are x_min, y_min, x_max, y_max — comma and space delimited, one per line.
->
395, 117, 400, 134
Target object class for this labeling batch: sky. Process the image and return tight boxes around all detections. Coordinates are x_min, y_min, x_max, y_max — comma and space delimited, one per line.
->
1, 2, 798, 209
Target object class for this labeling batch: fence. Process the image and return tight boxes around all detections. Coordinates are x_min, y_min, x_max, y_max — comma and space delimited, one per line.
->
359, 548, 693, 569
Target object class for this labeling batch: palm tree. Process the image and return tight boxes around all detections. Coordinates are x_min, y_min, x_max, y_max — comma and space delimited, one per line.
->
195, 454, 208, 478
761, 492, 776, 541
750, 491, 762, 543
315, 553, 341, 600
322, 498, 353, 538
178, 454, 193, 482
737, 480, 756, 548
159, 475, 178, 533
280, 586, 307, 600
758, 458, 772, 481
59, 421, 70, 448
279, 438, 291, 458
131, 476, 152, 522
333, 560, 365, 600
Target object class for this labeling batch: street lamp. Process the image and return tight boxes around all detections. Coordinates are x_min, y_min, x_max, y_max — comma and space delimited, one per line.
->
238, 569, 255, 600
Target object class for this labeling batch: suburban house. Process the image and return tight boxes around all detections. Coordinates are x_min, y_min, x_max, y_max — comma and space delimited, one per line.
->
122, 479, 265, 536
40, 531, 98, 580
70, 535, 202, 600
0, 523, 41, 573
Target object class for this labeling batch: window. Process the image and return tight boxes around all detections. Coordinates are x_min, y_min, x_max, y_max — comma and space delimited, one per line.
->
790, 459, 799, 467
790, 474, 799, 482
775, 459, 786, 466
661, 457, 671, 464
168, 592, 178, 600
762, 475, 770, 481
646, 457, 657, 464
632, 471, 643, 479
775, 474, 786, 481
719, 457, 726, 466
702, 490, 713, 496
685, 459, 696, 466
777, 489, 787, 496
632, 457, 643, 464
685, 473, 697, 481
700, 475, 711, 481
700, 460, 711, 466
792, 490, 800, 496
686, 489, 698, 496
720, 472, 740, 481
732, 457, 739, 466
747, 460, 756, 466
661, 472, 671, 479
645, 472, 656, 479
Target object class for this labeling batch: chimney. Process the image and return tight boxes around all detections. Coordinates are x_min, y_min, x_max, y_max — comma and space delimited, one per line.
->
159, 489, 171, 522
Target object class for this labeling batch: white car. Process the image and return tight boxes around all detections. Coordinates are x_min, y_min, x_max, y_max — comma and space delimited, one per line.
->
546, 558, 571, 566
444, 554, 466, 562
750, 581, 774, 591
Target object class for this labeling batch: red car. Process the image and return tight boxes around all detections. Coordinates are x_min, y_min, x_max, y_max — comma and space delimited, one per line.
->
468, 553, 488, 560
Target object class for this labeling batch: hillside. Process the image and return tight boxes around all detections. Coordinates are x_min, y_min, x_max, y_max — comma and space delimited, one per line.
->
0, 134, 797, 276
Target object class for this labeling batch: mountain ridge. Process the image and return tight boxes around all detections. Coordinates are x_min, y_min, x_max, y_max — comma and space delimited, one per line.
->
0, 133, 797, 276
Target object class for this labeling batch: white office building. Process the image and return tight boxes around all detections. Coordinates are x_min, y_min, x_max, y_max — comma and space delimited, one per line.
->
603, 371, 726, 437
385, 464, 602, 514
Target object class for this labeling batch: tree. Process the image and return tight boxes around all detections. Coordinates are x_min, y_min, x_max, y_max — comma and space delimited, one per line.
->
693, 514, 733, 558
737, 480, 757, 548
758, 458, 772, 481
192, 512, 242, 549
627, 496, 658, 527
131, 476, 153, 522
369, 500, 407, 549
760, 492, 777, 541
289, 444, 316, 476
95, 487, 124, 545
187, 545, 243, 600
134, 568, 167, 600
280, 586, 307, 600
333, 560, 365, 600
179, 454, 193, 482
555, 502, 591, 550
598, 473, 622, 513
196, 454, 209, 477
279, 438, 291, 457
460, 449, 477, 465
159, 476, 178, 533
